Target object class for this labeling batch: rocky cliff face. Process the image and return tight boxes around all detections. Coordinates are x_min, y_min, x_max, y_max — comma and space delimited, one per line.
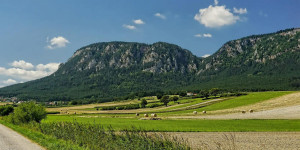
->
57, 42, 201, 75
57, 28, 300, 77
202, 28, 300, 74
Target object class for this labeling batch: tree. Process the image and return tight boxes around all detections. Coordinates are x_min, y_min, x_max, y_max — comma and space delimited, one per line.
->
179, 92, 187, 97
0, 105, 14, 116
160, 95, 170, 107
8, 102, 47, 124
71, 100, 78, 105
209, 88, 220, 97
156, 93, 163, 99
199, 90, 210, 99
140, 99, 147, 108
171, 96, 179, 103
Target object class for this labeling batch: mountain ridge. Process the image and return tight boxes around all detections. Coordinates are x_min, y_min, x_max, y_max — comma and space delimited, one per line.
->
0, 28, 299, 102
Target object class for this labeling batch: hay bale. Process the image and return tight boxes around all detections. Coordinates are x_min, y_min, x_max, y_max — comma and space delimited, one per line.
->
136, 113, 139, 116
249, 109, 254, 113
242, 110, 246, 114
144, 114, 148, 117
202, 110, 206, 114
151, 113, 157, 117
193, 111, 197, 114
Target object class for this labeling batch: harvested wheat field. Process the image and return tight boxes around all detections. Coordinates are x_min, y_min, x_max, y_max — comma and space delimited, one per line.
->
170, 91, 300, 119
168, 132, 300, 150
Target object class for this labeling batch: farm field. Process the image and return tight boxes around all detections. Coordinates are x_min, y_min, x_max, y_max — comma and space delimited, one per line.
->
1, 91, 300, 150
41, 91, 300, 132
40, 91, 300, 149
46, 91, 293, 116
0, 102, 12, 106
43, 115, 300, 132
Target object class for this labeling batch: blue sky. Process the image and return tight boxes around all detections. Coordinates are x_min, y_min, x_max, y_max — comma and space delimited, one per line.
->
0, 0, 299, 87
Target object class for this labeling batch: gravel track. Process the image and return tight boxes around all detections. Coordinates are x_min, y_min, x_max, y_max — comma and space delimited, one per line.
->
0, 124, 44, 150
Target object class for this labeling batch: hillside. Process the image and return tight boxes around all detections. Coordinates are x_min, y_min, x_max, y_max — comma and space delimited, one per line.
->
0, 28, 299, 101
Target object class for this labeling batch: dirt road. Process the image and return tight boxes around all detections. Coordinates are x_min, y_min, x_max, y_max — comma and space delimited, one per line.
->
168, 132, 300, 150
0, 124, 44, 150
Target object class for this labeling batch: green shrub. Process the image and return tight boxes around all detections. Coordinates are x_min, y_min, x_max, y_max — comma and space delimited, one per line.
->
100, 104, 140, 110
146, 103, 164, 108
140, 99, 147, 108
7, 102, 47, 124
0, 105, 14, 116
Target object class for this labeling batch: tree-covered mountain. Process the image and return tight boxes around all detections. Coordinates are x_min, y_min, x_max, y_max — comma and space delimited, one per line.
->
0, 28, 299, 102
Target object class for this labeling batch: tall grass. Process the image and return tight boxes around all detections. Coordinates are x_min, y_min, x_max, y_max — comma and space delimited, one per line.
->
31, 121, 191, 150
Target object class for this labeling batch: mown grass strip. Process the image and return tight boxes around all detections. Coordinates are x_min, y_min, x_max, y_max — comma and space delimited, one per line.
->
44, 116, 300, 132
0, 120, 86, 150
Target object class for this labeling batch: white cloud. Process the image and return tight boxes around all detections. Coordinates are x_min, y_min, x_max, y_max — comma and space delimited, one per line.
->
233, 7, 247, 14
2, 79, 17, 85
123, 24, 136, 30
203, 33, 212, 38
194, 34, 202, 37
214, 0, 219, 5
47, 36, 70, 49
154, 13, 166, 19
36, 63, 60, 73
11, 60, 34, 70
133, 19, 145, 25
194, 5, 240, 28
202, 54, 211, 58
0, 61, 60, 81
194, 33, 212, 38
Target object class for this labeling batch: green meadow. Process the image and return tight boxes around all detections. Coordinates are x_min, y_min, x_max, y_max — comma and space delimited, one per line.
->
43, 115, 300, 132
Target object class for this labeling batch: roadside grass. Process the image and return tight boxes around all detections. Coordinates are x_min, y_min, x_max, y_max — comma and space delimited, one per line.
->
43, 115, 300, 132
38, 121, 191, 150
0, 120, 85, 150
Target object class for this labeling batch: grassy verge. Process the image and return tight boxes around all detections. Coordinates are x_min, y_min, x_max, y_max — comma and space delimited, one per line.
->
44, 115, 300, 132
0, 120, 85, 150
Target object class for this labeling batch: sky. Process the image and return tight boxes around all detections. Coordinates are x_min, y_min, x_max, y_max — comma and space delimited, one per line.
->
0, 0, 299, 87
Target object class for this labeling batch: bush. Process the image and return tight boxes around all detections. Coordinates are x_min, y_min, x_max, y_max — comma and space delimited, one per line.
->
0, 105, 14, 116
146, 103, 164, 108
100, 104, 140, 110
160, 95, 170, 106
7, 102, 47, 124
179, 92, 187, 97
140, 99, 147, 108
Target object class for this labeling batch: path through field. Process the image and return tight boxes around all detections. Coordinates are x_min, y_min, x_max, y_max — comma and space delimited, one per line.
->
0, 124, 44, 150
168, 132, 300, 150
